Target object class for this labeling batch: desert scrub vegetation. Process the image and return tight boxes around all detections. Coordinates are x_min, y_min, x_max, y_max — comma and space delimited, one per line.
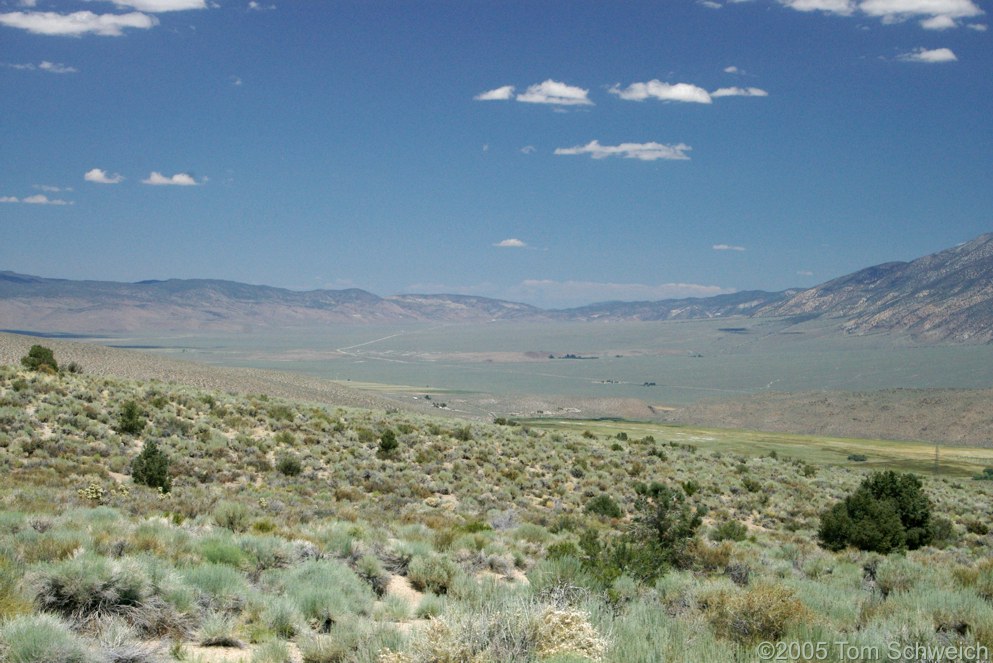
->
2, 360, 993, 661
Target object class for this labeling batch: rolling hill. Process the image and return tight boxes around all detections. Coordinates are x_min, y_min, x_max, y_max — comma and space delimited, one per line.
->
2, 232, 992, 341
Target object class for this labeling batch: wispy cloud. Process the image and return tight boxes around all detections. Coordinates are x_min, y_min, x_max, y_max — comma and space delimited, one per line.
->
610, 80, 712, 104
103, 0, 207, 11
0, 10, 158, 36
1, 193, 72, 205
247, 1, 276, 9
713, 244, 746, 251
516, 80, 593, 106
520, 145, 536, 154
898, 46, 958, 62
142, 171, 201, 186
85, 168, 125, 184
778, 0, 855, 14
513, 279, 733, 308
711, 86, 769, 97
494, 238, 528, 248
797, 270, 815, 276
2, 60, 77, 73
554, 140, 692, 161
34, 184, 72, 192
474, 85, 515, 101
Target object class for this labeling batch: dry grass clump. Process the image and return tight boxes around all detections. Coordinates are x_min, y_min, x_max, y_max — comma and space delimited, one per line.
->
383, 597, 607, 663
703, 582, 811, 644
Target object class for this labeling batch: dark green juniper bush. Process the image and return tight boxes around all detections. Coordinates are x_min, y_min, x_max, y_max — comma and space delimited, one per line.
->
819, 470, 934, 554
130, 438, 172, 493
20, 344, 58, 373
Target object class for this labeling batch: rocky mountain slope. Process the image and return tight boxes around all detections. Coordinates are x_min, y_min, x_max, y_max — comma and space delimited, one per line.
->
756, 232, 993, 342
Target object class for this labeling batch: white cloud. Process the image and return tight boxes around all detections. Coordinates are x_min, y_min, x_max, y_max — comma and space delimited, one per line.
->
23, 194, 71, 205
724, 65, 740, 74
859, 0, 983, 20
142, 171, 201, 186
797, 270, 815, 276
84, 168, 125, 184
34, 184, 72, 192
554, 140, 692, 161
516, 80, 593, 106
0, 11, 157, 36
4, 60, 78, 73
711, 86, 769, 97
494, 238, 527, 248
610, 80, 712, 104
779, 0, 856, 14
967, 21, 988, 29
513, 279, 733, 308
103, 0, 207, 11
920, 14, 958, 27
520, 145, 536, 154
2, 193, 72, 205
713, 244, 746, 251
474, 85, 515, 101
230, 75, 243, 86
39, 61, 78, 73
898, 46, 958, 61
247, 1, 276, 10
778, 0, 984, 26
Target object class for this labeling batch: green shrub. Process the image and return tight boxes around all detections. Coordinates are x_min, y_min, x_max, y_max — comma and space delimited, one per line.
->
379, 429, 399, 456
116, 401, 146, 436
131, 439, 171, 493
200, 535, 248, 567
710, 520, 748, 542
213, 501, 251, 533
584, 494, 622, 519
259, 597, 304, 639
275, 454, 302, 477
407, 554, 461, 595
628, 482, 704, 577
20, 345, 58, 373
818, 470, 933, 554
0, 613, 95, 663
973, 467, 993, 481
183, 563, 251, 612
273, 560, 375, 626
252, 640, 293, 663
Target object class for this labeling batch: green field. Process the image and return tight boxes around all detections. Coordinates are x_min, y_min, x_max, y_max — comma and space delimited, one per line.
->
519, 419, 993, 478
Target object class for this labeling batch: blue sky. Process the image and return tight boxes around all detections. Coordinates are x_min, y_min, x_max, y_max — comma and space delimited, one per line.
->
1, 0, 991, 308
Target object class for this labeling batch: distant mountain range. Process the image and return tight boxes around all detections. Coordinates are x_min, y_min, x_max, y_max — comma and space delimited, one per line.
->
2, 232, 992, 342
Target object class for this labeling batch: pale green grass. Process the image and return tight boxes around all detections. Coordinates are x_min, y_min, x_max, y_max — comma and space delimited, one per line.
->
520, 419, 993, 477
